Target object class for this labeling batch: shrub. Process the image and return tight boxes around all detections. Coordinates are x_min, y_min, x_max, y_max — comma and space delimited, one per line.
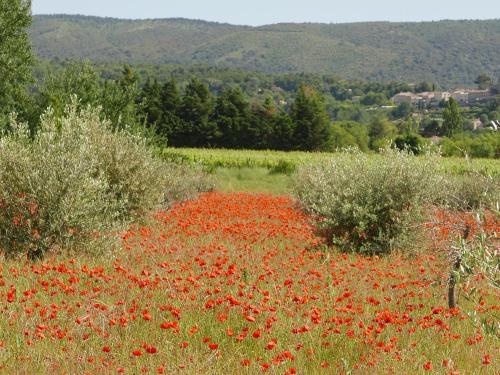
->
393, 133, 427, 155
293, 149, 440, 254
0, 102, 210, 259
441, 173, 499, 211
163, 164, 214, 207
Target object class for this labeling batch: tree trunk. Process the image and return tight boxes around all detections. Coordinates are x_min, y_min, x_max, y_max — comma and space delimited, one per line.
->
448, 224, 471, 309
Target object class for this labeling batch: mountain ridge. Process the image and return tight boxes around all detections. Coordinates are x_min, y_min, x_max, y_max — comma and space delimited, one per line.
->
30, 15, 500, 87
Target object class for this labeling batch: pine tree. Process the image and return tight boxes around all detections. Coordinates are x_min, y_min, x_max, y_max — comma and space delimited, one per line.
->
252, 97, 295, 150
212, 87, 252, 148
159, 79, 182, 140
140, 78, 163, 127
174, 78, 215, 147
290, 85, 332, 151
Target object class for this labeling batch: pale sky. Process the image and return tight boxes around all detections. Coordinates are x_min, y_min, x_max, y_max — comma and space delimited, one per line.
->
32, 0, 500, 26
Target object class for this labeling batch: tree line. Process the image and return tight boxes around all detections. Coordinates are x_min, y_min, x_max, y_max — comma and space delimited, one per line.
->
1, 1, 498, 157
4, 59, 498, 156
21, 61, 419, 152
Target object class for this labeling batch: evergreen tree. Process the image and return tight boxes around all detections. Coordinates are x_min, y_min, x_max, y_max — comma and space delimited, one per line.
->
255, 97, 295, 150
212, 87, 252, 148
271, 112, 295, 150
290, 85, 332, 151
442, 98, 463, 137
159, 79, 182, 141
0, 0, 33, 128
394, 133, 426, 155
391, 102, 413, 119
140, 78, 163, 127
248, 98, 275, 150
174, 78, 215, 147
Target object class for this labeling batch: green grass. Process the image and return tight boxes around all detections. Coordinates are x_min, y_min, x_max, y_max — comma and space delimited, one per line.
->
162, 147, 500, 177
214, 167, 292, 195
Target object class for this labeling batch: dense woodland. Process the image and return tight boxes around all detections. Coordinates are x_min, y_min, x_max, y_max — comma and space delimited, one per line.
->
14, 60, 496, 157
30, 15, 500, 87
3, 59, 499, 158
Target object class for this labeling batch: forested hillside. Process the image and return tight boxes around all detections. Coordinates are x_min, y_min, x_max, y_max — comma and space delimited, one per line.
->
30, 15, 500, 87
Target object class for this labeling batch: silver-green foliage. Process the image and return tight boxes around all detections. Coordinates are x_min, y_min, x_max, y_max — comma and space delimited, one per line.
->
442, 173, 499, 212
0, 102, 207, 258
448, 224, 499, 335
293, 148, 440, 254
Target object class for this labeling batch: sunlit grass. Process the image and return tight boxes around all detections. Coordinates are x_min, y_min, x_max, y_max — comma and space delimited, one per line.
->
214, 167, 292, 194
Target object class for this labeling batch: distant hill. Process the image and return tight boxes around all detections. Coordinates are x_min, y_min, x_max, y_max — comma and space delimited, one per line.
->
30, 15, 500, 87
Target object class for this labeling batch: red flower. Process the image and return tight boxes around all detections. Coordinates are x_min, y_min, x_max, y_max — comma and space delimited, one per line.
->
482, 354, 491, 365
145, 346, 158, 354
252, 329, 262, 338
265, 339, 277, 350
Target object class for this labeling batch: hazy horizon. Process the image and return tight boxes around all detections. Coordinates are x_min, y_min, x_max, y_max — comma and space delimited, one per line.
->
32, 13, 500, 27
32, 0, 500, 26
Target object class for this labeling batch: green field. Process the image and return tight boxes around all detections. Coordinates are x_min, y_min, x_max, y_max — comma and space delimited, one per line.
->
162, 147, 500, 177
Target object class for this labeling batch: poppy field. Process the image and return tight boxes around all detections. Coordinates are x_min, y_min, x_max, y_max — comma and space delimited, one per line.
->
0, 192, 498, 374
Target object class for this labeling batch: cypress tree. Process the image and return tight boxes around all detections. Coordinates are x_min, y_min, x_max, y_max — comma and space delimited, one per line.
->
442, 98, 463, 137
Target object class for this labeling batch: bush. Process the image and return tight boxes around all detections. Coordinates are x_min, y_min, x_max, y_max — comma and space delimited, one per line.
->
441, 173, 499, 211
439, 132, 500, 159
393, 133, 427, 155
0, 102, 210, 259
163, 164, 214, 206
293, 149, 440, 254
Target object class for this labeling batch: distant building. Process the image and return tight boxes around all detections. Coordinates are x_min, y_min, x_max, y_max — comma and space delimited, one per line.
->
451, 89, 492, 105
392, 91, 449, 108
467, 89, 492, 103
451, 90, 468, 104
392, 88, 491, 107
434, 91, 451, 102
392, 92, 421, 106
